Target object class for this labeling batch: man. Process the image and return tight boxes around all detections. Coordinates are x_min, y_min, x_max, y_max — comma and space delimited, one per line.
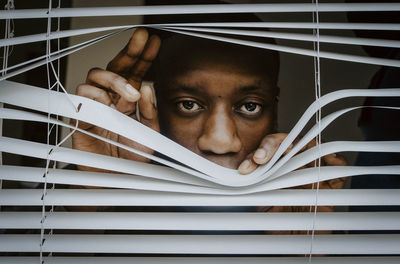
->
72, 28, 346, 177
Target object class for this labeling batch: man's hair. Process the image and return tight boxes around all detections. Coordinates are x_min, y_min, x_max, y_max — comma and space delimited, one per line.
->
144, 0, 280, 89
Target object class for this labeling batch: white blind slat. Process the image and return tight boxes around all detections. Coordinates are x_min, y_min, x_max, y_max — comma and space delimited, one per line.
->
1, 164, 399, 194
0, 25, 133, 47
165, 28, 400, 67
1, 234, 400, 254
165, 26, 400, 48
0, 137, 213, 188
3, 22, 400, 48
0, 29, 125, 82
1, 189, 399, 206
0, 165, 216, 194
161, 22, 400, 31
1, 3, 400, 19
2, 257, 400, 264
2, 211, 400, 231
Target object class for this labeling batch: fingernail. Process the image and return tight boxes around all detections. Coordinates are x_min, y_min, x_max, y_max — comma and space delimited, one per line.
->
254, 148, 267, 160
149, 89, 155, 107
110, 104, 116, 109
125, 83, 140, 100
238, 160, 251, 171
143, 85, 155, 106
149, 90, 157, 110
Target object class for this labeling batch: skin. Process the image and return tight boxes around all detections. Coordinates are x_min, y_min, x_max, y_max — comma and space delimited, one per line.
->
155, 42, 278, 169
72, 28, 161, 172
72, 28, 347, 176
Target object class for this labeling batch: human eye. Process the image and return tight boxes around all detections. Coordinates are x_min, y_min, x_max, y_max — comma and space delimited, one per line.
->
176, 99, 203, 114
236, 102, 263, 116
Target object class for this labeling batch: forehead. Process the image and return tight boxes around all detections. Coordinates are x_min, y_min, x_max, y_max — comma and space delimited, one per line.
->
156, 35, 278, 85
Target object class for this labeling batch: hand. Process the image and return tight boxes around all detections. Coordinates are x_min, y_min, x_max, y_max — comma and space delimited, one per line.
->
72, 28, 161, 172
238, 133, 347, 175
239, 133, 348, 233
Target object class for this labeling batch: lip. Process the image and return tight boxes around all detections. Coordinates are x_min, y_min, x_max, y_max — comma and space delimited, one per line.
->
196, 152, 244, 170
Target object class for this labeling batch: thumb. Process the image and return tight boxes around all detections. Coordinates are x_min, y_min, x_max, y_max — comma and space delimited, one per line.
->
138, 84, 159, 132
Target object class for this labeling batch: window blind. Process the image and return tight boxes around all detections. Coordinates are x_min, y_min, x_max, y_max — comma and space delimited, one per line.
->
0, 1, 399, 263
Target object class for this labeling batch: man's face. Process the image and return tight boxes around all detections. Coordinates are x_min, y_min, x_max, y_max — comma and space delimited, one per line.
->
156, 40, 277, 169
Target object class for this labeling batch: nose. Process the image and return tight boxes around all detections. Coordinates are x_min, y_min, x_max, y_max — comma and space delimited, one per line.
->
197, 106, 242, 154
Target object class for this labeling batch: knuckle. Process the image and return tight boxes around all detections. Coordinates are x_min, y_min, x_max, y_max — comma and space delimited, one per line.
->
128, 75, 142, 83
110, 74, 127, 89
133, 68, 147, 78
110, 73, 123, 83
260, 135, 272, 145
76, 83, 88, 95
87, 67, 103, 78
95, 90, 111, 104
263, 136, 277, 148
95, 88, 108, 98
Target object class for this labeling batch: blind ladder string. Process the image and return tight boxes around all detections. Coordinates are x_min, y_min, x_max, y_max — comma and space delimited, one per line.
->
47, 59, 81, 148
0, 0, 13, 214
46, 0, 62, 259
40, 0, 54, 262
41, 2, 80, 260
0, 0, 14, 197
1, 0, 14, 73
309, 0, 323, 262
307, 0, 318, 241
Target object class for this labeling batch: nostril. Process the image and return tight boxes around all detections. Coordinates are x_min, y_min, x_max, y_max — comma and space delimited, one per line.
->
198, 108, 242, 154
198, 132, 242, 154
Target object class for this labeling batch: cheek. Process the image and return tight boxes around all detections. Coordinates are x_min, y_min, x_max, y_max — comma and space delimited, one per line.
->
160, 112, 203, 152
236, 115, 274, 153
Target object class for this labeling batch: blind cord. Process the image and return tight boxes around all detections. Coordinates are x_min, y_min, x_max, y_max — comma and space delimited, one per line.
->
309, 0, 323, 262
0, 0, 14, 213
47, 0, 62, 259
40, 0, 54, 262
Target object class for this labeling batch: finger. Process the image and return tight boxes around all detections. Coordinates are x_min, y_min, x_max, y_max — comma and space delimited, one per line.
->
323, 153, 347, 166
298, 137, 317, 153
253, 133, 288, 164
138, 85, 157, 120
283, 143, 294, 155
115, 97, 136, 116
107, 28, 149, 74
325, 176, 348, 189
115, 84, 157, 118
140, 85, 160, 132
238, 156, 258, 175
76, 84, 112, 106
74, 84, 114, 130
86, 68, 140, 102
284, 136, 303, 154
298, 138, 318, 167
128, 34, 161, 85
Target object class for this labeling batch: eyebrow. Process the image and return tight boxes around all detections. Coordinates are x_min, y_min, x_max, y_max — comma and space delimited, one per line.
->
168, 83, 272, 97
237, 85, 263, 94
168, 85, 206, 96
236, 85, 272, 97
